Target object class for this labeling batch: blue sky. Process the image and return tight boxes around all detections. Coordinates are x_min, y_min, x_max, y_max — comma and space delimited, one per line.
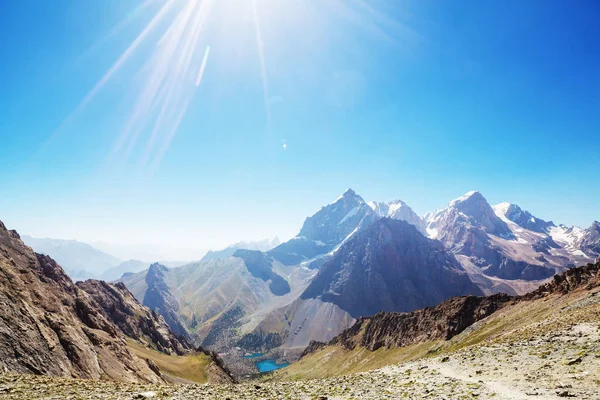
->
0, 0, 599, 254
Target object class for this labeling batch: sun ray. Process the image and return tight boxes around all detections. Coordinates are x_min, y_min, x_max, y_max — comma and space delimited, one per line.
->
252, 0, 271, 131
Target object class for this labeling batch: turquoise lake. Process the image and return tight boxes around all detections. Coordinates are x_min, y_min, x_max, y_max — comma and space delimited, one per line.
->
255, 359, 290, 373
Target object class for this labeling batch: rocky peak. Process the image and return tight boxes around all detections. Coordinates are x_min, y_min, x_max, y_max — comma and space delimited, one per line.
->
0, 220, 164, 382
430, 190, 513, 240
369, 199, 426, 234
147, 262, 168, 279
338, 188, 363, 203
77, 279, 193, 356
301, 218, 482, 318
494, 202, 555, 233
295, 189, 375, 247
580, 221, 600, 258
143, 263, 189, 339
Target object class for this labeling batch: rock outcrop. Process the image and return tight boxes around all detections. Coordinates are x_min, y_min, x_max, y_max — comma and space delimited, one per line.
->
523, 260, 600, 299
328, 293, 512, 351
303, 260, 600, 357
143, 263, 189, 339
77, 279, 193, 355
0, 220, 162, 382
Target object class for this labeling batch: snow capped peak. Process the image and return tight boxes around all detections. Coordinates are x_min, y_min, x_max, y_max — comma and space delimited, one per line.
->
332, 188, 364, 204
493, 202, 512, 216
448, 190, 484, 207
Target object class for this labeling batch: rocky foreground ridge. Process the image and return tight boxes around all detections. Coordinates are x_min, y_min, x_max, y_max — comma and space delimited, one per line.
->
0, 220, 231, 384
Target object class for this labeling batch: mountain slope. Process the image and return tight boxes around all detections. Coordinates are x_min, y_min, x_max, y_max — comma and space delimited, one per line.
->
143, 263, 190, 339
252, 218, 482, 349
280, 260, 600, 383
76, 279, 193, 356
0, 220, 234, 384
301, 218, 482, 318
100, 259, 149, 281
120, 256, 315, 352
0, 221, 163, 382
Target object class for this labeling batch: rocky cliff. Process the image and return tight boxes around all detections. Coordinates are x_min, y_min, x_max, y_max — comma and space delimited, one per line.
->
0, 220, 162, 382
77, 279, 193, 355
143, 263, 189, 339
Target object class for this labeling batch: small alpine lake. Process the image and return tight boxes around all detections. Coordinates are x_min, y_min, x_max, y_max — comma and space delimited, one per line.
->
255, 359, 290, 373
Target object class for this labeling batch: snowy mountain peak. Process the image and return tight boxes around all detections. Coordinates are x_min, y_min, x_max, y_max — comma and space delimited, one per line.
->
493, 202, 512, 215
426, 190, 514, 240
448, 190, 485, 208
332, 188, 364, 205
493, 202, 554, 233
367, 199, 425, 234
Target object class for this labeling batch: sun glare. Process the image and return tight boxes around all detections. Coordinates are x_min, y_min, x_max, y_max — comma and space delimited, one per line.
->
56, 0, 412, 176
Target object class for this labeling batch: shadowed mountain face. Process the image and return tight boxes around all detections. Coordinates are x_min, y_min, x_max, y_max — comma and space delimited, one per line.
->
302, 260, 600, 360
301, 218, 482, 319
0, 221, 169, 382
232, 249, 290, 295
143, 263, 189, 339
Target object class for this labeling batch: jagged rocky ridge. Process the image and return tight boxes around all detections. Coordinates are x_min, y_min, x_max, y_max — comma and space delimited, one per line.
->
0, 220, 231, 383
302, 260, 600, 357
0, 221, 162, 382
76, 280, 193, 356
143, 263, 190, 339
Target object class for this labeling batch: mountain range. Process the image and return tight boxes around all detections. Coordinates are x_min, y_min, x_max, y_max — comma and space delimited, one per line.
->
118, 188, 599, 361
22, 235, 282, 282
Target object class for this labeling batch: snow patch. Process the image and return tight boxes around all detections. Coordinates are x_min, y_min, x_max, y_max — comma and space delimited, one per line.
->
338, 206, 359, 225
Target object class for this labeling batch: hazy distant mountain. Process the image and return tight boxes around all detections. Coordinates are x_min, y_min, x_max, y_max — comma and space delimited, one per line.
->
101, 259, 188, 282
21, 235, 121, 279
90, 241, 207, 264
101, 259, 149, 281
200, 237, 281, 262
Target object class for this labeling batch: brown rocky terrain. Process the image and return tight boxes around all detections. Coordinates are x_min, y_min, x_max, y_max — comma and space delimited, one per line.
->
76, 279, 193, 356
0, 220, 232, 384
